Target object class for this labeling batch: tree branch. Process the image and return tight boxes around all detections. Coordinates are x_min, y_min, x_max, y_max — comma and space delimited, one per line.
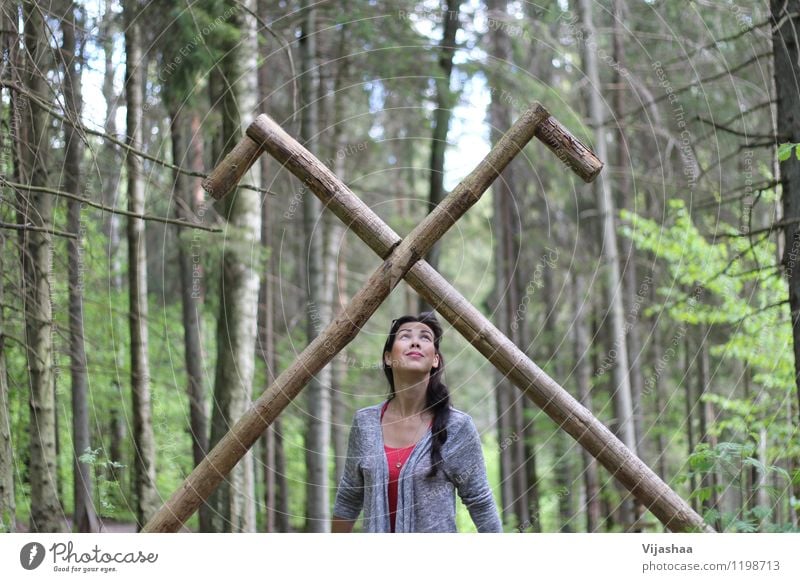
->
694, 115, 788, 141
618, 52, 771, 122
0, 221, 77, 239
715, 216, 800, 239
0, 79, 275, 197
2, 179, 223, 233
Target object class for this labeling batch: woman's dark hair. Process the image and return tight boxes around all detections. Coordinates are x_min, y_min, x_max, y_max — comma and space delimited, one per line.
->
382, 311, 450, 478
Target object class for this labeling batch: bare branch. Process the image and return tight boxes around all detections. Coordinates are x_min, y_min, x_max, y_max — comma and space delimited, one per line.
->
694, 115, 788, 141
2, 179, 223, 233
0, 80, 276, 197
0, 221, 77, 239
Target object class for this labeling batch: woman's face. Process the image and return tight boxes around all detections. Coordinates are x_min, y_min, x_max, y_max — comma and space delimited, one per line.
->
384, 322, 439, 373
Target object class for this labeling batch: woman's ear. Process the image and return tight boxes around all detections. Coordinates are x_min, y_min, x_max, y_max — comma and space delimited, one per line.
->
384, 351, 391, 367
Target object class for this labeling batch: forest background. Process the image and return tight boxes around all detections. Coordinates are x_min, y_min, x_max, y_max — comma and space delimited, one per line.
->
0, 0, 799, 534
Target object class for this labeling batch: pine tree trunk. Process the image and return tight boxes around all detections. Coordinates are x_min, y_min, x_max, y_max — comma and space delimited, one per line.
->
683, 332, 698, 514
0, 2, 17, 535
62, 1, 99, 533
577, 0, 636, 529
772, 0, 800, 426
611, 0, 646, 530
99, 0, 125, 491
207, 0, 261, 532
421, 0, 461, 293
329, 36, 350, 489
18, 0, 65, 533
696, 325, 720, 530
299, 0, 330, 533
170, 108, 211, 532
0, 231, 14, 533
546, 270, 572, 532
572, 270, 601, 532
486, 0, 522, 530
124, 0, 158, 530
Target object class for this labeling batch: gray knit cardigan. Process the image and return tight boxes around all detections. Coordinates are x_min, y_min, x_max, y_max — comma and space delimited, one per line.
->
333, 401, 502, 532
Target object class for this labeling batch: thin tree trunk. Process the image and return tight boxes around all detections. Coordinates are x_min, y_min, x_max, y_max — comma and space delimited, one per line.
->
696, 325, 720, 530
170, 108, 211, 532
547, 275, 572, 532
299, 0, 330, 533
62, 0, 99, 533
573, 270, 601, 532
99, 0, 125, 490
329, 31, 349, 488
421, 0, 461, 294
787, 396, 798, 528
612, 0, 645, 530
770, 0, 800, 519
682, 332, 698, 514
578, 0, 636, 529
207, 0, 261, 533
0, 0, 17, 535
771, 0, 800, 426
17, 0, 65, 533
486, 0, 522, 530
0, 232, 14, 532
255, 0, 277, 533
124, 0, 158, 530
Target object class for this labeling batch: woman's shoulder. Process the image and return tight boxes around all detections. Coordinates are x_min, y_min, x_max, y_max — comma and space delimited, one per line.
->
445, 405, 474, 426
349, 402, 385, 427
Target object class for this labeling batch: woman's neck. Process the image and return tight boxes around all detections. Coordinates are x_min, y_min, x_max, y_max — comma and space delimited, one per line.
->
390, 372, 429, 417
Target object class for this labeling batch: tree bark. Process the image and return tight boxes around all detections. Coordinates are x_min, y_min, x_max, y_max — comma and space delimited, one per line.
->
695, 325, 720, 530
0, 232, 14, 533
0, 0, 17, 535
572, 269, 601, 532
62, 0, 99, 533
17, 0, 66, 533
421, 0, 461, 295
577, 0, 637, 529
329, 31, 350, 489
772, 0, 800, 427
486, 0, 527, 529
611, 0, 646, 530
124, 0, 158, 530
683, 332, 698, 514
169, 107, 211, 533
206, 0, 261, 533
299, 0, 330, 533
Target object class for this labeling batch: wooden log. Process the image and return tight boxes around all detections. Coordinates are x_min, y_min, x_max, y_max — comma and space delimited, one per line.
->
201, 134, 262, 200
203, 103, 602, 200
143, 102, 549, 533
241, 110, 711, 533
534, 114, 603, 182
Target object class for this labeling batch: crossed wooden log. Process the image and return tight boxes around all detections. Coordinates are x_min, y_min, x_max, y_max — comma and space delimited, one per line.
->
143, 102, 714, 533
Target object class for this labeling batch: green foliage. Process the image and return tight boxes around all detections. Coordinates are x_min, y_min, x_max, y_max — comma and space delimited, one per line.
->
78, 448, 126, 516
687, 442, 796, 532
149, 0, 242, 110
620, 196, 797, 532
777, 142, 800, 162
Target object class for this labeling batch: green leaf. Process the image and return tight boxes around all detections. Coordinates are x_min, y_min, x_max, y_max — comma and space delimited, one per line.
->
777, 142, 796, 162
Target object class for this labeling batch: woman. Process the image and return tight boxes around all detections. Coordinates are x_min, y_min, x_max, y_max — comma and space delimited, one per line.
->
331, 312, 502, 533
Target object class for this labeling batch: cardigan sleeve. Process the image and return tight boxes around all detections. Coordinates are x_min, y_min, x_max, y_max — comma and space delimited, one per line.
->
332, 412, 365, 521
448, 415, 503, 532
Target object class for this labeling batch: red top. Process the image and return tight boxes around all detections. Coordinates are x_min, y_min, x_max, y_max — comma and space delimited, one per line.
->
381, 401, 432, 533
